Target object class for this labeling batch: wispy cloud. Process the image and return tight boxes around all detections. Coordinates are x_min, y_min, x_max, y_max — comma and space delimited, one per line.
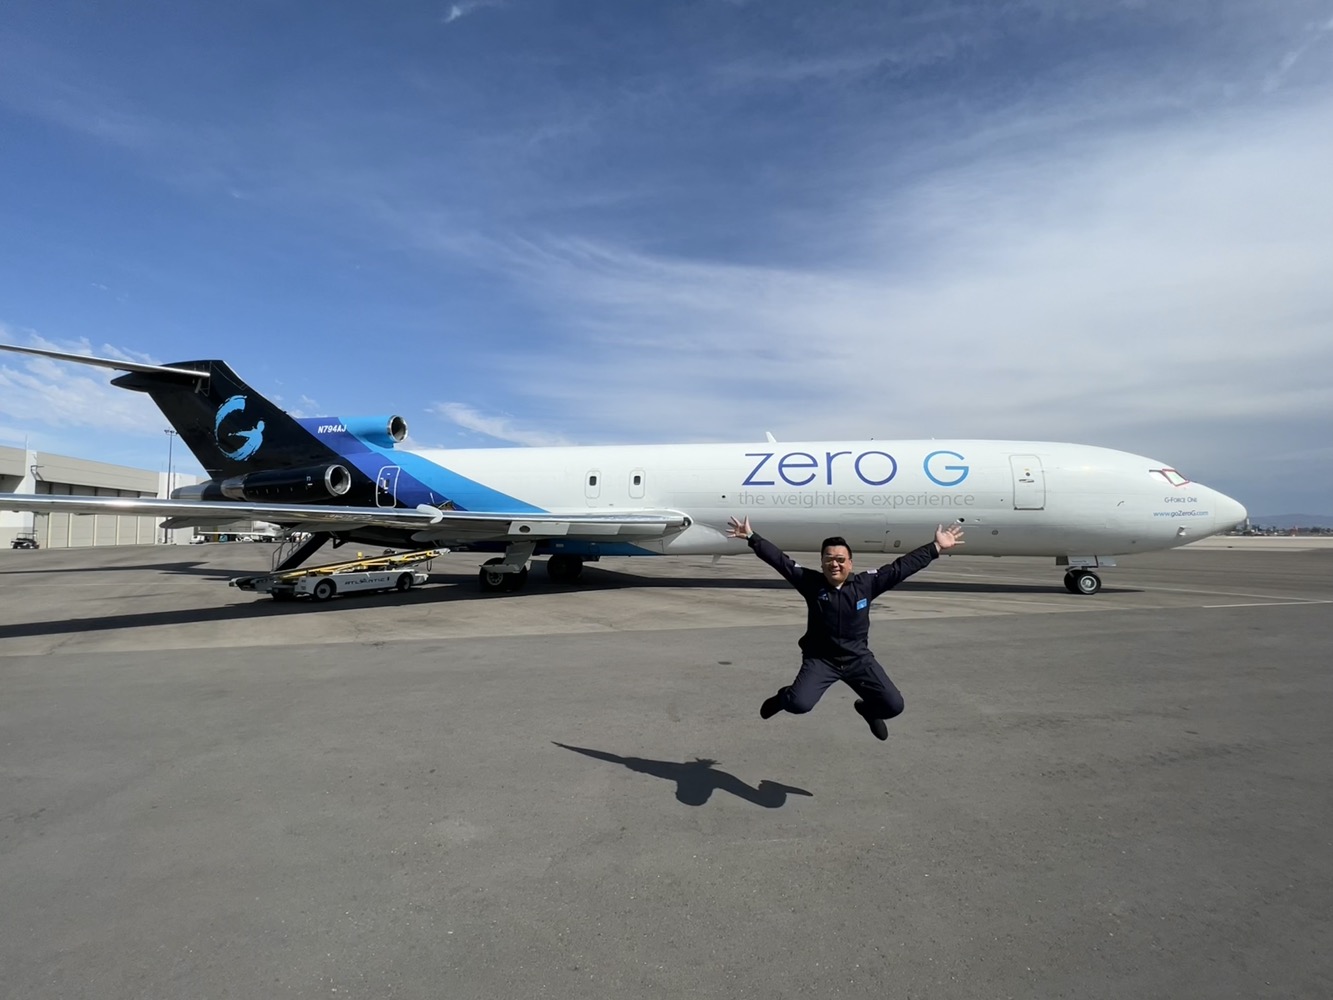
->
294, 395, 322, 418
433, 402, 573, 447
441, 1, 502, 26
0, 333, 167, 434
437, 93, 1333, 488
0, 32, 163, 153
1265, 15, 1333, 91
0, 329, 201, 472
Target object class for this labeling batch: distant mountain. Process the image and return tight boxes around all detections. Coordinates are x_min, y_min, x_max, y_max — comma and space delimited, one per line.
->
1250, 514, 1333, 529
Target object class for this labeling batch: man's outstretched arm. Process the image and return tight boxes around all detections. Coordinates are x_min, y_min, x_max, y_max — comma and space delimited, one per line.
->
868, 523, 966, 597
726, 515, 805, 588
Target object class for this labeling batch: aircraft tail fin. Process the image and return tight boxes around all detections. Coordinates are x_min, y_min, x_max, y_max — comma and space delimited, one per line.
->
111, 360, 337, 478
0, 343, 350, 481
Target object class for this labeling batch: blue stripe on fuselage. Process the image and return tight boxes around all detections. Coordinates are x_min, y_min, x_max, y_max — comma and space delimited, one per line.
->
295, 419, 545, 513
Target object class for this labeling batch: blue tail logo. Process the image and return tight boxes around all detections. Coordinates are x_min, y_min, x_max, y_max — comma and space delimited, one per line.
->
215, 395, 265, 460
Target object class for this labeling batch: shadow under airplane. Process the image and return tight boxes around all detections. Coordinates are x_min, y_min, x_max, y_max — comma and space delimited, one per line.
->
553, 742, 813, 808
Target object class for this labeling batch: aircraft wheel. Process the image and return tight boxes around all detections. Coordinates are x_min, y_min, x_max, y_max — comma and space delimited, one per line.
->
311, 579, 336, 602
1063, 571, 1079, 594
396, 573, 414, 592
479, 558, 507, 593
1073, 570, 1102, 596
546, 555, 584, 583
501, 566, 529, 592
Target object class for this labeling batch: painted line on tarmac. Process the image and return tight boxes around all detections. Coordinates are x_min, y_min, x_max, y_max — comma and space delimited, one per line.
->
896, 594, 1084, 611
1202, 599, 1333, 608
1138, 583, 1330, 602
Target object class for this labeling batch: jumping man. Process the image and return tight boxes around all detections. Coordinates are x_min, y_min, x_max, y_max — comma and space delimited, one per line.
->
726, 516, 964, 740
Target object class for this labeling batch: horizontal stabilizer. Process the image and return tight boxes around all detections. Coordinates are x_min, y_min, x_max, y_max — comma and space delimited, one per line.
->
0, 343, 210, 380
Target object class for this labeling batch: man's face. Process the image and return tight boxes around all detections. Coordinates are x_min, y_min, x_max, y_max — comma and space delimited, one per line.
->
821, 545, 853, 586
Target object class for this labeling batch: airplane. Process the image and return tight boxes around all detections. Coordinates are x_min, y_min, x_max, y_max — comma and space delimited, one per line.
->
0, 342, 1248, 596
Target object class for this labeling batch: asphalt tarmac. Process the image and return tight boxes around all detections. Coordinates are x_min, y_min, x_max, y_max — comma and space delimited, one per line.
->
2, 538, 1330, 1000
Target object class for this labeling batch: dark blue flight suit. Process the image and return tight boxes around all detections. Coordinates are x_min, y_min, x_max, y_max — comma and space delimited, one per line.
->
748, 532, 940, 728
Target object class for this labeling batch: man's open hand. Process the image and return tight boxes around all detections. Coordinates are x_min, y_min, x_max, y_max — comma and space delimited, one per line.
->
727, 516, 754, 540
935, 523, 965, 551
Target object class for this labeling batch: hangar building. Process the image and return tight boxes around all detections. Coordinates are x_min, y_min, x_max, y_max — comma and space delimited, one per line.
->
0, 445, 196, 548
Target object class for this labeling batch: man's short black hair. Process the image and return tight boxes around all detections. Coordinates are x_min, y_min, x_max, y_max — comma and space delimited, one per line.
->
821, 536, 852, 558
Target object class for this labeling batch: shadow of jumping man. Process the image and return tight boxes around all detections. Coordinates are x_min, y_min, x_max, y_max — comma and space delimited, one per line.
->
553, 742, 813, 808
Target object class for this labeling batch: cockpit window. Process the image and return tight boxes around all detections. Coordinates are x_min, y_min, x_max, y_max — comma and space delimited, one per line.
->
1150, 468, 1192, 487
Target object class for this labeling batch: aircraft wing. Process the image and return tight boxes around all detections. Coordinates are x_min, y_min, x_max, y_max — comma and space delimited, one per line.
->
0, 494, 690, 542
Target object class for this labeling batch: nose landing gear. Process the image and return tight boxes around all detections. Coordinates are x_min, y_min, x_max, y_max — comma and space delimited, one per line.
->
1058, 556, 1113, 596
478, 542, 536, 593
479, 558, 528, 592
1063, 569, 1102, 595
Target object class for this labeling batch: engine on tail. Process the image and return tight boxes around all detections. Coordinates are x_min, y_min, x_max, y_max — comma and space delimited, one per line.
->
300, 415, 409, 448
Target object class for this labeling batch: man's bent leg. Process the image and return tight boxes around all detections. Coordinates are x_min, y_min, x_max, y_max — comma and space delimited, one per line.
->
761, 658, 841, 718
845, 659, 904, 740
845, 658, 904, 719
853, 700, 889, 740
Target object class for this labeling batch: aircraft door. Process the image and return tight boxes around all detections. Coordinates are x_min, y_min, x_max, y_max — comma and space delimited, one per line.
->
629, 469, 645, 499
825, 511, 891, 553
585, 470, 601, 502
1009, 454, 1046, 510
376, 466, 401, 507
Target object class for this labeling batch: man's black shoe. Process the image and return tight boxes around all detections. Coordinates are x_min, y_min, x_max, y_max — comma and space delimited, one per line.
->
855, 700, 889, 741
760, 694, 784, 720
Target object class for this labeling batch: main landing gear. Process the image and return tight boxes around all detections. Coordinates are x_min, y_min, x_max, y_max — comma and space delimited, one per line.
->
1063, 569, 1102, 595
545, 554, 584, 583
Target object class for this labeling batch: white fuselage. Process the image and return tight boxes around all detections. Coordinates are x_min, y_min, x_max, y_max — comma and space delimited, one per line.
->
409, 439, 1247, 558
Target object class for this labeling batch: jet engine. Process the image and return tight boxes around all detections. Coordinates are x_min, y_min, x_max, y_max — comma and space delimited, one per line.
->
305, 415, 408, 448
172, 464, 355, 504
341, 415, 408, 447
219, 464, 354, 502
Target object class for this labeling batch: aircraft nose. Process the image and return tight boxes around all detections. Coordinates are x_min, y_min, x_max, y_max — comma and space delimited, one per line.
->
1213, 491, 1248, 532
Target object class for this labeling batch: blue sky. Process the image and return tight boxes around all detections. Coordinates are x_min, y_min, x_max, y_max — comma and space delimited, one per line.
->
1, 0, 1330, 517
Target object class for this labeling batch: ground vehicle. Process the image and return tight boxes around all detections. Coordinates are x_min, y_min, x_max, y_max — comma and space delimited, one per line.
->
230, 549, 440, 602
288, 566, 429, 602
11, 532, 39, 550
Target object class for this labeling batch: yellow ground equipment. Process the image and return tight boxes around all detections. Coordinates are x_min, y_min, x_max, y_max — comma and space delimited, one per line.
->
230, 549, 445, 602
